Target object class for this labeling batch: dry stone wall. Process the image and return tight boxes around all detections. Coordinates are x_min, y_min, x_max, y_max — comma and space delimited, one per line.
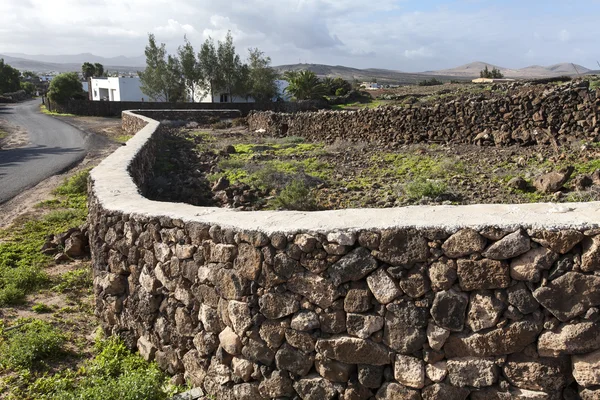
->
248, 81, 600, 146
89, 110, 600, 400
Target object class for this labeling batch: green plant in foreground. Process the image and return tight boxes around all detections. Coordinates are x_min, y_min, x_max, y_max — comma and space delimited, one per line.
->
0, 178, 88, 306
27, 336, 174, 400
52, 268, 93, 293
403, 178, 448, 200
32, 303, 54, 314
0, 320, 65, 370
272, 180, 319, 211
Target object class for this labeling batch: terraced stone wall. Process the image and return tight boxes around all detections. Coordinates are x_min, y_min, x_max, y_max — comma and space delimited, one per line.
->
89, 109, 600, 400
247, 81, 600, 146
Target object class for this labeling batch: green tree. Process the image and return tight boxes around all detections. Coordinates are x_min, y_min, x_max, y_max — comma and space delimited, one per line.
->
165, 54, 185, 102
47, 72, 84, 104
198, 37, 221, 103
94, 63, 104, 77
139, 34, 170, 101
21, 70, 39, 80
82, 62, 95, 79
480, 65, 490, 78
20, 81, 36, 95
480, 66, 504, 79
178, 35, 202, 102
283, 70, 326, 100
217, 31, 243, 102
0, 59, 21, 94
247, 48, 278, 102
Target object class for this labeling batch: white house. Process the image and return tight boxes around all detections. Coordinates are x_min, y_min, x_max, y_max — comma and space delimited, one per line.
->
189, 80, 291, 103
90, 77, 150, 101
360, 82, 380, 90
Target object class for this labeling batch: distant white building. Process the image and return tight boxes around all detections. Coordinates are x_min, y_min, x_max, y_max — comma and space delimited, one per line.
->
189, 80, 291, 103
90, 77, 150, 101
361, 82, 380, 90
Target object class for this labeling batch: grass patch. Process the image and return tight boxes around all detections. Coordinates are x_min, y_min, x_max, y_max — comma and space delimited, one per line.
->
0, 319, 66, 370
32, 303, 54, 314
331, 100, 388, 110
0, 170, 89, 306
23, 335, 177, 400
0, 128, 7, 139
52, 268, 93, 294
373, 153, 464, 181
39, 105, 77, 117
113, 135, 133, 143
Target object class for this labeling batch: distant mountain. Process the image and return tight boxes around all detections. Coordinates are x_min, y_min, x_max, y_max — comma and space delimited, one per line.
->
426, 61, 592, 78
0, 54, 143, 74
273, 63, 468, 84
4, 52, 146, 68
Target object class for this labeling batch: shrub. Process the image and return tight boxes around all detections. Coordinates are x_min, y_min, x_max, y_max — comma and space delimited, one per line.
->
272, 180, 319, 211
418, 78, 443, 86
0, 320, 65, 369
403, 178, 448, 200
47, 72, 85, 104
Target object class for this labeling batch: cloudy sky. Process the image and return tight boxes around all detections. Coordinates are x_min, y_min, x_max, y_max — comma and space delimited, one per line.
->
1, 0, 599, 71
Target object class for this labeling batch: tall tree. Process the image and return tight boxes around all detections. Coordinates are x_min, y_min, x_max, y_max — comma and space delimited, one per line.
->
217, 31, 243, 102
139, 34, 169, 101
94, 63, 105, 77
165, 55, 185, 102
0, 59, 21, 94
198, 37, 220, 103
247, 48, 278, 103
177, 35, 202, 102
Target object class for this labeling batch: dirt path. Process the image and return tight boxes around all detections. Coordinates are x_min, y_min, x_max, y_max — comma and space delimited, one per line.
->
0, 115, 29, 149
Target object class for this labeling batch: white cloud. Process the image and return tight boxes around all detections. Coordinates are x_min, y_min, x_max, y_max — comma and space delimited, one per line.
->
155, 19, 197, 38
404, 47, 433, 59
0, 0, 598, 71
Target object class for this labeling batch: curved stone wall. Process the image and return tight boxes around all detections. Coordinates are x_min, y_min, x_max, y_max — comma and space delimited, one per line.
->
89, 110, 600, 400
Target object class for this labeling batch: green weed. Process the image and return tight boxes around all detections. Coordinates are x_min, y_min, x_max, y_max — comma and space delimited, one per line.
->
113, 135, 133, 143
39, 105, 76, 117
25, 336, 174, 400
31, 304, 54, 314
52, 268, 93, 293
0, 320, 66, 370
272, 180, 319, 211
403, 178, 449, 200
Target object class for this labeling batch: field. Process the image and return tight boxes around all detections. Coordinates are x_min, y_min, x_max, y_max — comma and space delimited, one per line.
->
147, 125, 600, 212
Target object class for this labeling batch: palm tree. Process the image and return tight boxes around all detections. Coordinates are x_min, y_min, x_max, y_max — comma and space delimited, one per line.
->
283, 70, 326, 100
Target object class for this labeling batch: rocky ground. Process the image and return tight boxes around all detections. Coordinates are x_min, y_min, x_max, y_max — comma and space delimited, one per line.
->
147, 125, 600, 211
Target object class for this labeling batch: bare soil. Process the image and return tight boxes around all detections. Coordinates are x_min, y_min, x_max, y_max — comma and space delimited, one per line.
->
51, 115, 130, 143
0, 117, 29, 149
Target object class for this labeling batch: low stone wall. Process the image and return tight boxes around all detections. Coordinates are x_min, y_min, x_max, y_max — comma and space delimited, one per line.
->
248, 81, 600, 146
121, 109, 242, 135
45, 98, 326, 117
89, 109, 600, 400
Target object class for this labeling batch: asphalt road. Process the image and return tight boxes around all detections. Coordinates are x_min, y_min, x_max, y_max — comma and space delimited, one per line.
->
0, 100, 88, 204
